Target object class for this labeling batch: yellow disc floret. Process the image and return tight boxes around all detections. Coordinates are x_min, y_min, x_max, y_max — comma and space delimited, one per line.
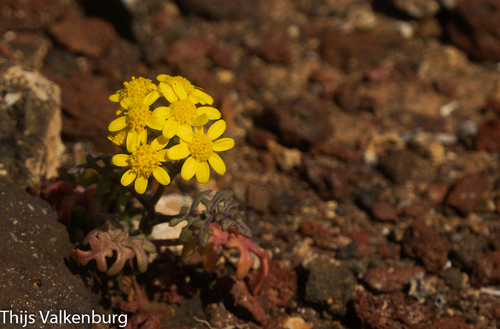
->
171, 100, 198, 125
189, 134, 214, 162
128, 144, 161, 177
118, 77, 157, 102
128, 105, 151, 133
162, 76, 195, 94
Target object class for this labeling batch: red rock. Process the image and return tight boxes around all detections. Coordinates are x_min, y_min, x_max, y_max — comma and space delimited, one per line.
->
371, 201, 398, 222
378, 149, 416, 184
447, 0, 500, 62
299, 221, 324, 237
258, 260, 297, 307
445, 173, 489, 215
165, 37, 213, 66
377, 242, 401, 260
258, 32, 292, 64
427, 183, 449, 204
402, 217, 451, 273
364, 264, 425, 293
475, 118, 500, 152
48, 10, 119, 58
303, 157, 351, 201
427, 317, 471, 329
471, 250, 500, 287
98, 39, 140, 81
0, 0, 67, 33
247, 127, 278, 149
401, 201, 430, 218
310, 142, 361, 162
176, 0, 260, 20
309, 69, 341, 99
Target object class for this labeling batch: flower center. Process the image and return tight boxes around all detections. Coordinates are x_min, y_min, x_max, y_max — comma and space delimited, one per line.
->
128, 144, 161, 177
120, 77, 157, 101
189, 134, 213, 162
170, 100, 197, 124
127, 105, 151, 132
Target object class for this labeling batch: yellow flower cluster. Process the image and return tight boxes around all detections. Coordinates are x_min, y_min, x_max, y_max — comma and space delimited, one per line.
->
108, 75, 234, 194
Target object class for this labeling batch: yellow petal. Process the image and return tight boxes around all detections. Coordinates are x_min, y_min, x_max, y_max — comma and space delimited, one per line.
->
207, 120, 226, 140
192, 89, 213, 105
197, 106, 221, 120
120, 97, 135, 109
134, 175, 148, 194
162, 117, 180, 139
196, 161, 210, 183
156, 74, 169, 82
190, 113, 209, 127
139, 129, 148, 146
176, 125, 194, 142
151, 135, 170, 151
213, 138, 234, 152
159, 83, 178, 103
143, 90, 159, 105
112, 154, 129, 167
153, 106, 171, 119
168, 144, 191, 160
181, 157, 198, 180
147, 116, 165, 131
156, 149, 169, 162
126, 131, 139, 152
108, 116, 128, 132
153, 167, 171, 186
208, 153, 226, 175
121, 170, 137, 186
173, 81, 188, 100
109, 94, 120, 102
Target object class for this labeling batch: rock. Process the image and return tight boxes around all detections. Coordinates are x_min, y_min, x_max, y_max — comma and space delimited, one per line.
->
279, 316, 314, 329
246, 183, 271, 213
205, 304, 239, 328
175, 0, 260, 21
401, 201, 430, 218
1, 31, 52, 69
0, 59, 64, 187
445, 173, 489, 215
47, 9, 119, 58
402, 218, 451, 273
97, 39, 141, 81
364, 264, 425, 292
474, 118, 500, 152
371, 201, 398, 222
258, 32, 292, 64
426, 183, 449, 204
450, 232, 488, 269
247, 127, 278, 149
259, 260, 298, 307
378, 149, 416, 184
305, 257, 356, 316
0, 0, 68, 33
446, 0, 500, 62
471, 250, 500, 287
389, 0, 440, 19
216, 275, 267, 325
303, 157, 351, 201
0, 178, 98, 328
427, 316, 472, 329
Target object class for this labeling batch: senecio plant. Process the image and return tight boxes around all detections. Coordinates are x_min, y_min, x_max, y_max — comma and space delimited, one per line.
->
70, 75, 268, 297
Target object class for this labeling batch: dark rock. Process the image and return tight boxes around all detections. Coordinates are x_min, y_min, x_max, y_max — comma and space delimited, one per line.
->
475, 118, 500, 152
446, 0, 500, 62
205, 304, 239, 328
377, 242, 401, 260
247, 127, 278, 149
310, 142, 362, 162
0, 178, 98, 328
305, 257, 356, 316
0, 59, 64, 187
355, 187, 379, 212
371, 201, 398, 222
450, 232, 488, 270
471, 250, 500, 287
246, 183, 271, 213
309, 69, 341, 99
216, 275, 267, 325
47, 9, 119, 58
0, 0, 68, 33
303, 157, 351, 201
443, 267, 467, 290
2, 32, 51, 69
258, 97, 333, 151
175, 0, 260, 21
364, 264, 425, 293
378, 149, 416, 184
258, 32, 292, 64
402, 217, 451, 273
335, 83, 377, 114
445, 173, 489, 215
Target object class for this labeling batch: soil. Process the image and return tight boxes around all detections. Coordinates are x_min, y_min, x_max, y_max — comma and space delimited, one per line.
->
3, 0, 500, 328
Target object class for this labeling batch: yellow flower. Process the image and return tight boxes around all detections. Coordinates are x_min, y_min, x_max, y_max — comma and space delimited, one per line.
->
157, 74, 213, 105
109, 76, 159, 103
112, 136, 171, 194
167, 120, 234, 183
108, 93, 165, 152
108, 127, 129, 149
152, 99, 221, 139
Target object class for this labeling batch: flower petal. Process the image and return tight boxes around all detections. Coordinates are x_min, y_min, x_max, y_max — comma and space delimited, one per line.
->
190, 113, 209, 127
213, 138, 235, 152
177, 125, 194, 142
109, 94, 120, 102
139, 129, 148, 146
168, 144, 191, 160
159, 83, 178, 103
192, 89, 213, 105
108, 116, 128, 132
181, 157, 198, 180
156, 149, 169, 162
112, 154, 129, 167
196, 161, 210, 183
121, 170, 137, 186
134, 175, 148, 194
173, 81, 188, 100
207, 120, 226, 140
147, 116, 165, 131
120, 97, 135, 109
197, 106, 221, 120
143, 90, 160, 105
126, 131, 139, 152
151, 135, 170, 151
153, 167, 171, 186
162, 117, 180, 139
208, 153, 226, 175
153, 106, 171, 119
157, 74, 169, 82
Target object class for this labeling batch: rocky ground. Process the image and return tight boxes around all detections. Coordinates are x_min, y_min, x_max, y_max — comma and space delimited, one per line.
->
2, 0, 500, 328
